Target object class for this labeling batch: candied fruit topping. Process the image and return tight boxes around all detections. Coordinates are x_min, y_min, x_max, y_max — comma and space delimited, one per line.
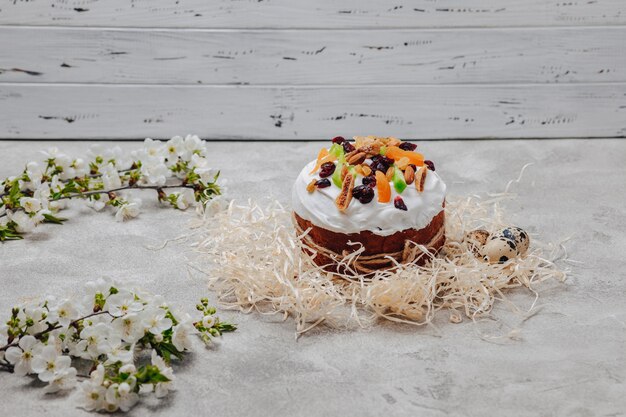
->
352, 185, 375, 204
394, 196, 407, 211
385, 146, 424, 166
362, 175, 377, 187
315, 178, 331, 189
375, 171, 391, 203
399, 142, 417, 151
319, 162, 336, 178
342, 141, 356, 153
306, 136, 437, 211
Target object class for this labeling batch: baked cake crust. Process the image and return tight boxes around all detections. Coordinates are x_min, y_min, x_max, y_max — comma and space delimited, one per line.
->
295, 208, 445, 272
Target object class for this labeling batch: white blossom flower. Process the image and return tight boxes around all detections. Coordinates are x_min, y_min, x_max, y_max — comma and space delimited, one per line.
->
76, 366, 107, 411
140, 156, 168, 186
172, 188, 195, 210
201, 195, 227, 218
33, 183, 51, 210
85, 193, 109, 212
75, 323, 111, 359
171, 314, 195, 352
165, 135, 184, 162
72, 158, 88, 177
106, 382, 139, 412
7, 210, 35, 233
103, 340, 134, 365
115, 198, 141, 222
41, 147, 75, 180
51, 299, 78, 328
151, 350, 176, 398
23, 162, 44, 190
31, 346, 70, 382
5, 335, 39, 376
48, 174, 63, 194
43, 366, 77, 394
181, 134, 206, 160
119, 363, 137, 374
85, 276, 115, 299
112, 313, 145, 343
190, 153, 218, 184
143, 138, 165, 158
105, 291, 144, 317
202, 315, 215, 329
142, 307, 173, 335
102, 163, 122, 190
17, 305, 48, 334
19, 197, 42, 213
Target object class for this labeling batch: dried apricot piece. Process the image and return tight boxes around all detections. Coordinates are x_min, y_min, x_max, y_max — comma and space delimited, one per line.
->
309, 152, 337, 174
375, 171, 391, 203
385, 146, 424, 166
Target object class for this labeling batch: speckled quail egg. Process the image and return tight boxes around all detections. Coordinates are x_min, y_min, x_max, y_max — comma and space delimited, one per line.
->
465, 229, 490, 253
480, 226, 530, 264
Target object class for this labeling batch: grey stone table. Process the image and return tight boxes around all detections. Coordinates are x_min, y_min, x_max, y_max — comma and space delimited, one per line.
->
0, 139, 625, 417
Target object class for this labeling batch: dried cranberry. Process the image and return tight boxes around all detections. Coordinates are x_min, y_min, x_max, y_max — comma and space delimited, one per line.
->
315, 178, 331, 189
394, 196, 407, 211
342, 141, 356, 153
399, 142, 417, 151
362, 175, 377, 187
319, 162, 336, 178
353, 185, 374, 204
331, 136, 345, 144
371, 156, 393, 173
424, 160, 435, 171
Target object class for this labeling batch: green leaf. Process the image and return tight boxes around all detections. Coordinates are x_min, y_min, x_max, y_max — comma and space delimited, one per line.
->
42, 213, 67, 225
0, 223, 23, 242
216, 322, 237, 333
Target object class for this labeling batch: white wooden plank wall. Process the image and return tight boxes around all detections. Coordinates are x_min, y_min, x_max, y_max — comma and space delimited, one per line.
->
0, 1, 625, 140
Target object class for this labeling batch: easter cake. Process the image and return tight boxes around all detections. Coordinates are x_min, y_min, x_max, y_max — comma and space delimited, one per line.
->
292, 136, 447, 273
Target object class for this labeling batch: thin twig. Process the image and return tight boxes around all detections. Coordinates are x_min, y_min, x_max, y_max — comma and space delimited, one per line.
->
55, 184, 194, 201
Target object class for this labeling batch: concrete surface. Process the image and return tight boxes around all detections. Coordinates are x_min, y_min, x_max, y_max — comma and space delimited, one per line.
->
0, 139, 625, 417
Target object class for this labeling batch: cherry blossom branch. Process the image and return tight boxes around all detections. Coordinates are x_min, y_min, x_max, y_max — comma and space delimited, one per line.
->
0, 278, 237, 412
0, 136, 222, 241
0, 310, 112, 352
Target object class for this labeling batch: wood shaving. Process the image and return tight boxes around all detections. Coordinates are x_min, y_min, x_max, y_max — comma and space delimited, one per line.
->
190, 193, 568, 336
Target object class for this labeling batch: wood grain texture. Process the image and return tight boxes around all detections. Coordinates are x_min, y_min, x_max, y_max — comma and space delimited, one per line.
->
1, 27, 625, 85
1, 0, 625, 28
1, 83, 624, 139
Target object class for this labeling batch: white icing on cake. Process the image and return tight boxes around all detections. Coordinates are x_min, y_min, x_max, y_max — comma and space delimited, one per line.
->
292, 159, 446, 236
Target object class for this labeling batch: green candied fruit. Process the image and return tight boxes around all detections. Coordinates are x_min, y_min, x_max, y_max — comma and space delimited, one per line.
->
329, 143, 344, 158
331, 150, 348, 188
380, 145, 387, 156
332, 162, 343, 188
392, 165, 407, 193
332, 164, 358, 188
